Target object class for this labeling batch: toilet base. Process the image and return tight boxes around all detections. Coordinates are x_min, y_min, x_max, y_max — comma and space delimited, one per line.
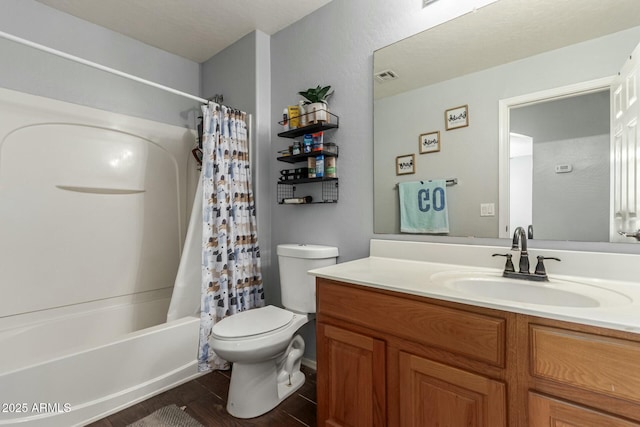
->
226, 336, 306, 419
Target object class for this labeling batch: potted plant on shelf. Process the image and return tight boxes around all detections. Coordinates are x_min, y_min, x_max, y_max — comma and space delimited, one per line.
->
298, 85, 333, 123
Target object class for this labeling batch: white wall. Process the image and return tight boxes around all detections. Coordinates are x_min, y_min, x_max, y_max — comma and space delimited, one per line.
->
510, 153, 532, 233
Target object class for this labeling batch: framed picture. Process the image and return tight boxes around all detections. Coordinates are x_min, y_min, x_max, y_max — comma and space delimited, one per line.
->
445, 104, 469, 130
419, 131, 440, 154
396, 154, 415, 175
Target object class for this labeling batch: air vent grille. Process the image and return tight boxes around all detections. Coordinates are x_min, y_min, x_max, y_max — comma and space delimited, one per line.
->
374, 69, 399, 83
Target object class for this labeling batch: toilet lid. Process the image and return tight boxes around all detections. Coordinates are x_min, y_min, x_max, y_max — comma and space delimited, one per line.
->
211, 306, 294, 339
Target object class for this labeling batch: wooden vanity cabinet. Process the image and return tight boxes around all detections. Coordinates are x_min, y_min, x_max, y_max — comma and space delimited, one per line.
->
317, 278, 640, 426
523, 317, 640, 426
316, 278, 514, 427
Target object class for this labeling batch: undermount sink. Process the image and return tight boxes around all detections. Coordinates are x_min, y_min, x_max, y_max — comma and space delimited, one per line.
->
429, 271, 632, 308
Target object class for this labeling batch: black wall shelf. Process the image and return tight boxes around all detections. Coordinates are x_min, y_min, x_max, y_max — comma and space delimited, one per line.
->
277, 180, 339, 204
277, 149, 338, 164
278, 177, 338, 185
277, 112, 339, 138
276, 112, 340, 204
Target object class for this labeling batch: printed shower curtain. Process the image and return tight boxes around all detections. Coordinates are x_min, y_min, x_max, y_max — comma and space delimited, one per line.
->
199, 103, 264, 371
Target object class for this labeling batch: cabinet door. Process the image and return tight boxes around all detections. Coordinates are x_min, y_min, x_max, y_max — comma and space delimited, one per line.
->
317, 323, 386, 427
529, 393, 640, 427
399, 351, 506, 427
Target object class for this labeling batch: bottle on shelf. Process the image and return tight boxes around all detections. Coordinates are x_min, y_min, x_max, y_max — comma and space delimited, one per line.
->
298, 100, 307, 127
282, 108, 289, 131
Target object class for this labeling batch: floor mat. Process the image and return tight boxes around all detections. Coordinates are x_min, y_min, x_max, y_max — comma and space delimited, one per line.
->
127, 404, 204, 427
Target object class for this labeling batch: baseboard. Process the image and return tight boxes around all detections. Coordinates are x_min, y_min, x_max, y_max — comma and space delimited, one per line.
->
301, 357, 317, 371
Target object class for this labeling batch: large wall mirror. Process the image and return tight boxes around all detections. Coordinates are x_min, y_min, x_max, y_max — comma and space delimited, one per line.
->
373, 0, 640, 244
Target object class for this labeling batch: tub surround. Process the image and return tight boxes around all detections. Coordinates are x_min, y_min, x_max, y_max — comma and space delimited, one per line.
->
309, 239, 640, 333
0, 87, 200, 427
311, 239, 640, 426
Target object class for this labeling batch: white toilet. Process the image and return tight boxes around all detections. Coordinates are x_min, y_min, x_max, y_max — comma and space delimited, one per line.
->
210, 243, 339, 419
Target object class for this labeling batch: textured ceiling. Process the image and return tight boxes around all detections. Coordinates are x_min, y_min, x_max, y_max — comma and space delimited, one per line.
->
36, 0, 332, 62
374, 0, 640, 99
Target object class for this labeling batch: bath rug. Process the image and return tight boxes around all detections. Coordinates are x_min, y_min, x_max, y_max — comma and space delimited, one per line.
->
127, 404, 204, 427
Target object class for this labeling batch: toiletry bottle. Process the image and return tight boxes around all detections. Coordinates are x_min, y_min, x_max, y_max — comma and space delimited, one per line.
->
282, 108, 289, 131
325, 156, 336, 178
316, 154, 325, 178
288, 105, 300, 129
308, 157, 316, 178
303, 134, 313, 153
298, 100, 307, 127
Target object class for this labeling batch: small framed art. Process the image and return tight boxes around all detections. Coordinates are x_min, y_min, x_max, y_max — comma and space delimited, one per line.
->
445, 104, 469, 130
396, 154, 415, 175
419, 131, 440, 154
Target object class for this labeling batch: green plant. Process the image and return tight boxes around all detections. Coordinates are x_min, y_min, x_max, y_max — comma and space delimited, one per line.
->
298, 85, 334, 104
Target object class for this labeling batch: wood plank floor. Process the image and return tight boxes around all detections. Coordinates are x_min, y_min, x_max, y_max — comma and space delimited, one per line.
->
87, 365, 317, 427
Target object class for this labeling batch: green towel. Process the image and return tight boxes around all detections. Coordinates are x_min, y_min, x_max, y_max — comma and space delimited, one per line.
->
399, 180, 449, 233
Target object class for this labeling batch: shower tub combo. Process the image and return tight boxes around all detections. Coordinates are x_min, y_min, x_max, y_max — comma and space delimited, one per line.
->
0, 88, 202, 426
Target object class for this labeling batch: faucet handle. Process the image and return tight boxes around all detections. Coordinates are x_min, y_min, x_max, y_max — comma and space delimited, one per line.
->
534, 256, 561, 276
492, 253, 515, 273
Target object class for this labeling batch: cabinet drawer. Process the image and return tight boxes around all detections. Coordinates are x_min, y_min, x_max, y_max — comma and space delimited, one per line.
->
530, 325, 640, 404
529, 392, 640, 427
318, 279, 506, 366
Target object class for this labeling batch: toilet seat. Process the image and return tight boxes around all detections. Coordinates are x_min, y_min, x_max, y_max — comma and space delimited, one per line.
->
212, 306, 294, 340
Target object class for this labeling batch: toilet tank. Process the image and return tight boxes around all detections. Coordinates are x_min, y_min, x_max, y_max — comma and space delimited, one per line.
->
277, 244, 339, 314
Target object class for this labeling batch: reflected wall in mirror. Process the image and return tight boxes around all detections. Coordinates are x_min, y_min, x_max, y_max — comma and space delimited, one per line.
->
373, 0, 640, 244
505, 89, 610, 242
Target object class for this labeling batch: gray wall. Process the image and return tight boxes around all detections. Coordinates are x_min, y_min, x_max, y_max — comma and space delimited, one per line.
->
0, 0, 200, 128
269, 0, 498, 360
512, 92, 610, 242
201, 32, 256, 114
533, 135, 609, 242
270, 0, 498, 263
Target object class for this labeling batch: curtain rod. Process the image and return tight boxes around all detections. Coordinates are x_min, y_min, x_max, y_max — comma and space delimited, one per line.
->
0, 30, 209, 104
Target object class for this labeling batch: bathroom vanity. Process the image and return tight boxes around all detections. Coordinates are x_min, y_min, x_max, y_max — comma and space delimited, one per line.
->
311, 240, 640, 426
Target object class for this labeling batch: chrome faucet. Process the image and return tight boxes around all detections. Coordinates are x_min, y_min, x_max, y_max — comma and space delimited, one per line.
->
492, 226, 561, 281
511, 226, 529, 273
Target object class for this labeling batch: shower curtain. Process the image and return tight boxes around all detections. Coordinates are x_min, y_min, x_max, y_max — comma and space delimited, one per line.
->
198, 103, 265, 371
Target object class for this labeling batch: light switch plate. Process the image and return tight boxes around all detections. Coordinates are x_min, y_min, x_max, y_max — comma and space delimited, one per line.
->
480, 203, 495, 217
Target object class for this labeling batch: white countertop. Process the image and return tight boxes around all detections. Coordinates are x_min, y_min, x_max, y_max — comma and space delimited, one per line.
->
310, 255, 640, 334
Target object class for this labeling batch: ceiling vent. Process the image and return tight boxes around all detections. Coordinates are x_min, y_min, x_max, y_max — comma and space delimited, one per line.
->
423, 0, 439, 7
374, 69, 399, 83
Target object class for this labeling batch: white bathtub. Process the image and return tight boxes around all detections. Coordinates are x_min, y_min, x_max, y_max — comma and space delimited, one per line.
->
0, 88, 203, 426
0, 289, 201, 427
